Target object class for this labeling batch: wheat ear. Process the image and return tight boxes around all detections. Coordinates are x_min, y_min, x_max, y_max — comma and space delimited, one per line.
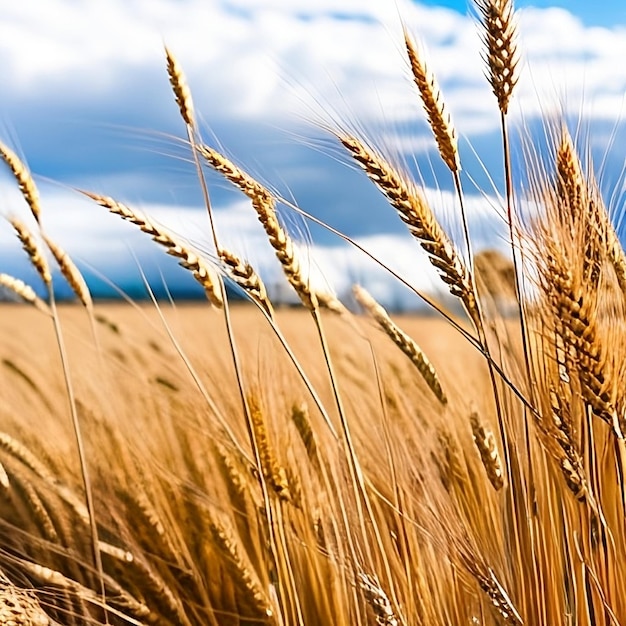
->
0, 143, 41, 223
474, 0, 519, 115
556, 128, 626, 293
43, 235, 92, 309
0, 569, 50, 626
197, 145, 320, 310
219, 247, 274, 318
15, 557, 152, 622
404, 29, 459, 172
0, 274, 50, 314
469, 410, 504, 490
6, 466, 59, 541
541, 244, 615, 424
165, 46, 195, 127
358, 571, 399, 626
9, 217, 51, 286
353, 285, 447, 404
339, 134, 480, 327
80, 191, 223, 307
207, 513, 274, 618
249, 395, 293, 503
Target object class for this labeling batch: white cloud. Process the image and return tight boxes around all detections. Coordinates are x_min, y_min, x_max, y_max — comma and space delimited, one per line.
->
2, 0, 625, 138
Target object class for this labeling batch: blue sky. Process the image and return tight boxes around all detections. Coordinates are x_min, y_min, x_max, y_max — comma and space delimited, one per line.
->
420, 0, 626, 26
1, 0, 626, 307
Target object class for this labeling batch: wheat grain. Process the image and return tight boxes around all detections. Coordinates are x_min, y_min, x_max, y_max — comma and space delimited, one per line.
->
80, 191, 224, 307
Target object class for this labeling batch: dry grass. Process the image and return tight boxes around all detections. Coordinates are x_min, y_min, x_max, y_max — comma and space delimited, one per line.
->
0, 1, 625, 624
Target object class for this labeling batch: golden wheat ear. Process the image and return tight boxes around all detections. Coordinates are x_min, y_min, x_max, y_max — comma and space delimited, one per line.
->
0, 143, 41, 223
353, 284, 447, 405
165, 46, 196, 128
80, 191, 224, 307
338, 133, 480, 328
556, 127, 626, 294
43, 235, 92, 310
474, 0, 519, 115
219, 247, 274, 318
403, 28, 459, 173
469, 409, 504, 490
197, 144, 320, 310
0, 274, 50, 314
9, 217, 51, 287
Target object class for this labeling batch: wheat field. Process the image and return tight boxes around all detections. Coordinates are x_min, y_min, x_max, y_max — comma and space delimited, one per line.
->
1, 0, 626, 624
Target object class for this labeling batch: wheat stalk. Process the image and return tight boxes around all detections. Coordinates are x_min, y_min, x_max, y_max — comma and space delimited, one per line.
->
404, 29, 459, 172
353, 284, 447, 405
80, 191, 224, 307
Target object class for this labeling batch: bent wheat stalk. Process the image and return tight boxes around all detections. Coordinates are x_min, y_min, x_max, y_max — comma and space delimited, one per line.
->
164, 53, 299, 625
8, 208, 106, 616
